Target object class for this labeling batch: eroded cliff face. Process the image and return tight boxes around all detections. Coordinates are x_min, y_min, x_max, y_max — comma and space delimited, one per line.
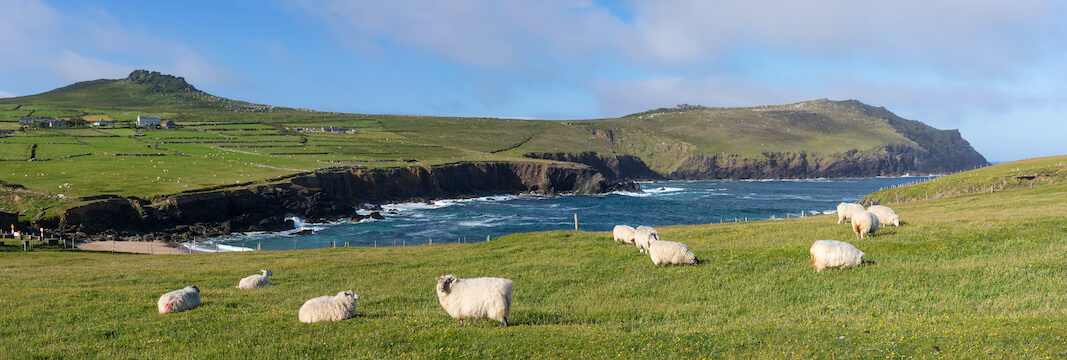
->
666, 144, 966, 180
528, 144, 987, 180
524, 152, 664, 181
41, 162, 635, 241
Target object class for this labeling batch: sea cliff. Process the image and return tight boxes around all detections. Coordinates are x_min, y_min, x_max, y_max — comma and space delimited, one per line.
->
40, 161, 635, 242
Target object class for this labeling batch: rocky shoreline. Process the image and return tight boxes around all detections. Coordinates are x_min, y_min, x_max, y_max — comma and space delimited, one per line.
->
36, 161, 637, 242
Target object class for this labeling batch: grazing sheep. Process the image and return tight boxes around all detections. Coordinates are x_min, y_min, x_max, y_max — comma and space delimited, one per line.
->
851, 210, 879, 239
809, 240, 865, 272
298, 290, 360, 323
836, 202, 865, 224
866, 205, 900, 227
157, 286, 201, 314
435, 275, 513, 327
633, 226, 660, 253
647, 239, 698, 266
613, 225, 636, 244
237, 269, 272, 290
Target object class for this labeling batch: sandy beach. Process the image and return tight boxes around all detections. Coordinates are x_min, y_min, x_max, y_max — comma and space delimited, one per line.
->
75, 240, 187, 255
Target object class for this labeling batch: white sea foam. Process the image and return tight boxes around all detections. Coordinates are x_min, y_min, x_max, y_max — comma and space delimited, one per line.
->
189, 241, 254, 252
384, 194, 526, 212
613, 186, 684, 197
285, 216, 305, 229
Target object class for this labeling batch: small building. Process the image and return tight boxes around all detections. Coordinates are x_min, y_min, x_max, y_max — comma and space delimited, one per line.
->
161, 120, 178, 129
92, 120, 114, 127
321, 126, 350, 133
20, 116, 56, 124
136, 115, 161, 126
47, 120, 67, 127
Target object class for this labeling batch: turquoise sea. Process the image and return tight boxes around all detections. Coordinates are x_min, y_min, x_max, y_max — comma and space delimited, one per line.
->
193, 176, 931, 252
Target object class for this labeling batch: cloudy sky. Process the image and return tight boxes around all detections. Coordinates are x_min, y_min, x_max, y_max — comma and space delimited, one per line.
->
1, 0, 1065, 162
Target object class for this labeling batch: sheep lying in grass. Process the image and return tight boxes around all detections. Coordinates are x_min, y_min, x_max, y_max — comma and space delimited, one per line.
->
837, 202, 865, 224
809, 240, 865, 272
633, 226, 660, 253
647, 239, 697, 266
435, 275, 513, 327
298, 290, 360, 323
237, 269, 272, 290
613, 225, 636, 244
851, 210, 879, 239
157, 286, 201, 314
866, 205, 899, 227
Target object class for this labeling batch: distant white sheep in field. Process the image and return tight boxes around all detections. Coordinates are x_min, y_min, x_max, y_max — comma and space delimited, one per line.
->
809, 240, 865, 272
435, 275, 513, 327
298, 290, 360, 323
237, 269, 272, 290
647, 239, 698, 266
851, 210, 879, 239
866, 205, 899, 227
837, 203, 865, 224
158, 286, 201, 314
633, 226, 660, 253
613, 225, 636, 244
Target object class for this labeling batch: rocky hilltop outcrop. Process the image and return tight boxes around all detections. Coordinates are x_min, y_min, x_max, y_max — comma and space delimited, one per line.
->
40, 162, 635, 241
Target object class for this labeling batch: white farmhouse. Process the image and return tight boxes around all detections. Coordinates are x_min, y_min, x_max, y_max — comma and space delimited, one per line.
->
136, 115, 161, 126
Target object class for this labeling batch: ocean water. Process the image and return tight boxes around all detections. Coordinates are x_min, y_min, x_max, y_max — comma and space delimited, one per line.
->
192, 176, 932, 252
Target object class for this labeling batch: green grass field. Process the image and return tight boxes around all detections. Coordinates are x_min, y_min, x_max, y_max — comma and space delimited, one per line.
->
2, 158, 1066, 359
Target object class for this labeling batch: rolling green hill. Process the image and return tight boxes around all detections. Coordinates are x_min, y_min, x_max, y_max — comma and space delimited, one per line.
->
2, 156, 1065, 359
2, 70, 276, 111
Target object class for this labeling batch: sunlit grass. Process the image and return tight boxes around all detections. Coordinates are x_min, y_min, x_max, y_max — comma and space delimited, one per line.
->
2, 174, 1066, 358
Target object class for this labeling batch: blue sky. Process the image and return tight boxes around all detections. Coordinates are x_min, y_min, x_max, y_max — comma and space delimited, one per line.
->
1, 0, 1065, 162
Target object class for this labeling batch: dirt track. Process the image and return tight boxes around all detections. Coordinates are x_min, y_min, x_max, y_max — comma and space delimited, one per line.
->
75, 241, 187, 255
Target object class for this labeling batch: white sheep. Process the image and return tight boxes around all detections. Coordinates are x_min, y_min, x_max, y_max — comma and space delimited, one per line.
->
157, 286, 201, 314
633, 225, 660, 253
298, 290, 360, 323
613, 225, 636, 244
647, 239, 697, 266
850, 210, 879, 239
237, 269, 272, 290
809, 240, 865, 272
435, 275, 513, 327
866, 205, 899, 227
836, 202, 865, 224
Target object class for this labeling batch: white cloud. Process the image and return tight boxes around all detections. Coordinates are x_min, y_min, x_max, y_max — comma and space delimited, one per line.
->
48, 50, 133, 81
626, 1, 1064, 75
293, 0, 631, 67
0, 89, 16, 98
0, 0, 227, 90
590, 75, 806, 116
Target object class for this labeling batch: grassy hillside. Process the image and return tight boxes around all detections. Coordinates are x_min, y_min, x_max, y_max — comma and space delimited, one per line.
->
2, 157, 1066, 358
1, 70, 273, 112
569, 100, 912, 173
863, 155, 1067, 204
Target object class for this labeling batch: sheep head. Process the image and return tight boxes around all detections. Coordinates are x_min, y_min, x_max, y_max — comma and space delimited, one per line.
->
262, 269, 272, 276
436, 275, 456, 294
339, 290, 359, 301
